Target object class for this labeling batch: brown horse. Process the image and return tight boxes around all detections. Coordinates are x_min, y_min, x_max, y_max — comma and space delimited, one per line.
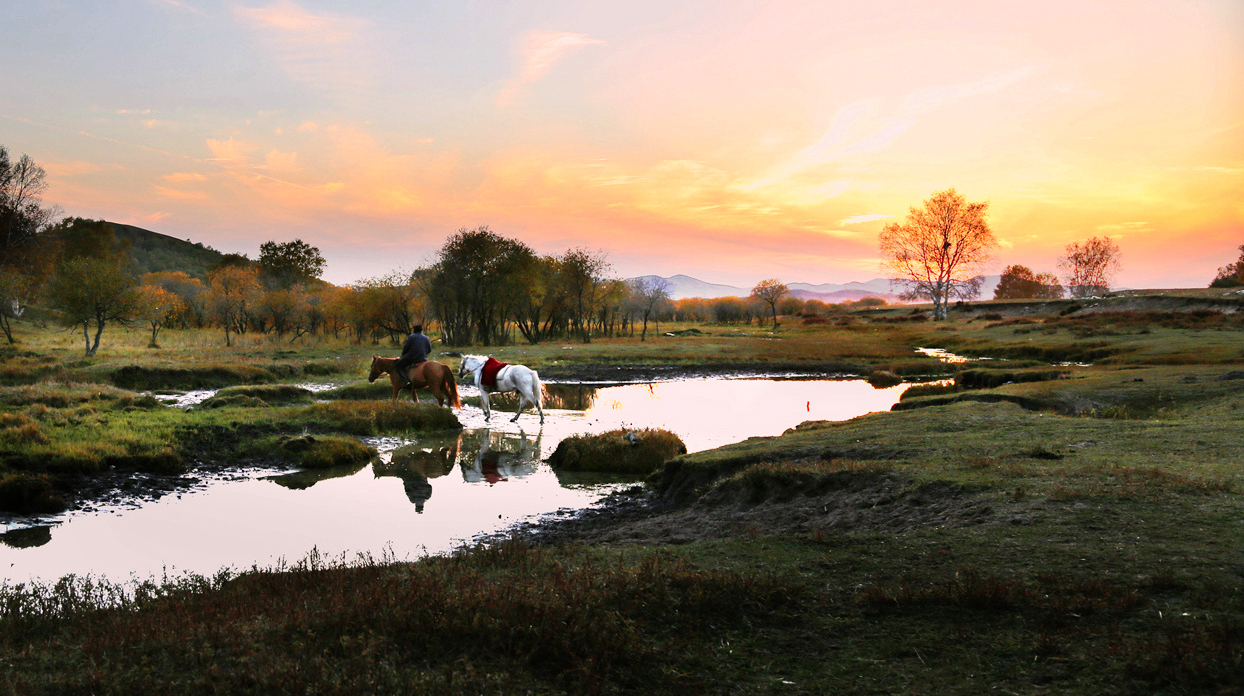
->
368, 356, 462, 408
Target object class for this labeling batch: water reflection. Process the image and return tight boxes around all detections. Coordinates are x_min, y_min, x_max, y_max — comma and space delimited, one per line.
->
1, 525, 52, 549
268, 462, 369, 490
2, 376, 911, 584
373, 434, 461, 511
461, 429, 541, 486
484, 384, 598, 411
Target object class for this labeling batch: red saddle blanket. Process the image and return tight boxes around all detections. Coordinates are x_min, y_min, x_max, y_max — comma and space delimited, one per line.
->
481, 357, 509, 388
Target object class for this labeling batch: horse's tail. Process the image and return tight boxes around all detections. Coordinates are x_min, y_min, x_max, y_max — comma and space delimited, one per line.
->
445, 365, 462, 409
531, 369, 544, 409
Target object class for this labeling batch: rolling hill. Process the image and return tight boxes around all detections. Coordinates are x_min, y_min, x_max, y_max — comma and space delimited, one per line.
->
109, 223, 228, 281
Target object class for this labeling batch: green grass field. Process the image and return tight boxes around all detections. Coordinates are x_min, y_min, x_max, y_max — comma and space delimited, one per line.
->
0, 293, 1241, 693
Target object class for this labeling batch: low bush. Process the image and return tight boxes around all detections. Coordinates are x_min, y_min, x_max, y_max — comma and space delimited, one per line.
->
548, 428, 686, 474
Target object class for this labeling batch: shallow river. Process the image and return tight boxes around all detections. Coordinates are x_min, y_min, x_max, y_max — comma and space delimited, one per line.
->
1, 377, 909, 584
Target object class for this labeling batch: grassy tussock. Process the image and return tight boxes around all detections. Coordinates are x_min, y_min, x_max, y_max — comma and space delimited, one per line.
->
257, 434, 377, 469
0, 543, 800, 694
899, 381, 958, 400
0, 382, 137, 408
199, 384, 315, 408
547, 428, 687, 474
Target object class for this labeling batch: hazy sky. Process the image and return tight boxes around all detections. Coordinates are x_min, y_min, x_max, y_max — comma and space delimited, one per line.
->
2, 0, 1241, 288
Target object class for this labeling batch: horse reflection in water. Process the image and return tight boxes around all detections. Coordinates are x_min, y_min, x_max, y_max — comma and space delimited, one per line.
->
373, 435, 463, 512
461, 429, 541, 486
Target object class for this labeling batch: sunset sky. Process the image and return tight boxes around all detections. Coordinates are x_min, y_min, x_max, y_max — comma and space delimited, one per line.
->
2, 0, 1241, 289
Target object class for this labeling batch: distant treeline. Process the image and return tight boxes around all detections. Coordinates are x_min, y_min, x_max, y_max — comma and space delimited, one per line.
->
1, 219, 887, 353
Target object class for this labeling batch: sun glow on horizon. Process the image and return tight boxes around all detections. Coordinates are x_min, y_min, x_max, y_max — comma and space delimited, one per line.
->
1, 0, 1240, 287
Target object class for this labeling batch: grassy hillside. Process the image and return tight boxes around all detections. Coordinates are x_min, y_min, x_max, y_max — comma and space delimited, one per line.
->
110, 222, 227, 281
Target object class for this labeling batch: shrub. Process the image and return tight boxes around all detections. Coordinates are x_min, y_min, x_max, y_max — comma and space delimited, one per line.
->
548, 428, 686, 474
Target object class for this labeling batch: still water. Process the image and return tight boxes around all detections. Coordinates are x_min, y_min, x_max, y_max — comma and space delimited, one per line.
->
1, 377, 908, 584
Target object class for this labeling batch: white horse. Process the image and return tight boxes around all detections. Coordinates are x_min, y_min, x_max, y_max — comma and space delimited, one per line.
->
457, 355, 545, 423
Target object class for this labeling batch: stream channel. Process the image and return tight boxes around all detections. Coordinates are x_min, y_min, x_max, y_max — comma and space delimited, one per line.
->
2, 375, 918, 584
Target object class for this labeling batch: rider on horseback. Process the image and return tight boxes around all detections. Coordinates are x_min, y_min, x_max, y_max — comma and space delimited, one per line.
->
393, 325, 432, 385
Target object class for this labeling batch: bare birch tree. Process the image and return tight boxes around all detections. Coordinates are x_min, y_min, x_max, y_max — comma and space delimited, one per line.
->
879, 189, 996, 320
1059, 237, 1121, 298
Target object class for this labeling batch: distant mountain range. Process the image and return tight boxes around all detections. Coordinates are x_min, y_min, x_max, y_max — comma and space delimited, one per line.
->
629, 274, 1003, 303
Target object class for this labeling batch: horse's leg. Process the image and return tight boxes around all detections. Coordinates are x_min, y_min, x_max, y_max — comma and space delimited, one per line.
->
479, 388, 492, 420
431, 372, 446, 407
511, 390, 527, 423
533, 384, 544, 424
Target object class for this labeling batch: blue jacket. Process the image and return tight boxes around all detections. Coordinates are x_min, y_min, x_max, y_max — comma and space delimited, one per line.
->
401, 331, 432, 363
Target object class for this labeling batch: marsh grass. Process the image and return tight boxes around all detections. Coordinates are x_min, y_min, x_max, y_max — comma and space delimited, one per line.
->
1, 302, 1242, 693
0, 542, 800, 694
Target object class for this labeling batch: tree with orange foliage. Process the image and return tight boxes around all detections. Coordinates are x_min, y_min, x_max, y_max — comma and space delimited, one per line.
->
879, 189, 996, 319
750, 279, 789, 330
206, 265, 260, 346
136, 284, 186, 347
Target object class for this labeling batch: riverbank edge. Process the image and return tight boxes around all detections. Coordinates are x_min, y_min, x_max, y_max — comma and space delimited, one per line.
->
2, 362, 890, 533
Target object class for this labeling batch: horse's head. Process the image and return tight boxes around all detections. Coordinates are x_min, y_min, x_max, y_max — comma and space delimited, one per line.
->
457, 355, 479, 379
367, 355, 383, 383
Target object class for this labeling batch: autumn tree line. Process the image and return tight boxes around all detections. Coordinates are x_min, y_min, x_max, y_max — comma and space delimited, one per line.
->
1, 146, 848, 353
6, 146, 1243, 351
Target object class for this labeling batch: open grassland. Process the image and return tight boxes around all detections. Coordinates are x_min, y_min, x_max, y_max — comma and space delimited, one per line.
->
0, 292, 1242, 693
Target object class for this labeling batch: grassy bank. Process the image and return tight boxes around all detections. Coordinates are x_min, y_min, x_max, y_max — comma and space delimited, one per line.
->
0, 293, 1242, 692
